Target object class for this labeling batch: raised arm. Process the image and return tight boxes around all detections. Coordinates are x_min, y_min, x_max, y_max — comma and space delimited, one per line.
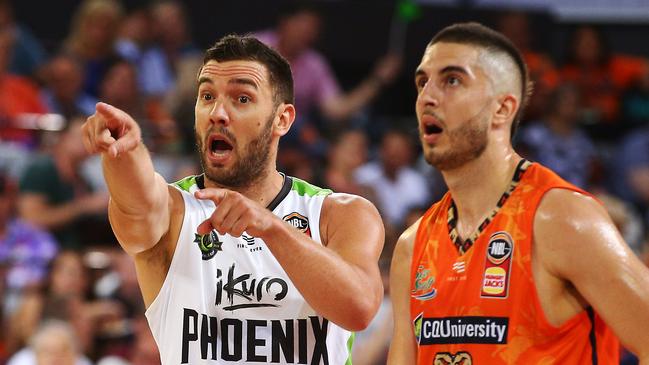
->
535, 189, 649, 363
387, 221, 419, 364
194, 189, 384, 331
83, 102, 172, 254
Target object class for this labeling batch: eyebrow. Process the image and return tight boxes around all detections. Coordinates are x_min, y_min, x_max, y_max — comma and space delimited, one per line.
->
198, 76, 213, 86
196, 77, 260, 90
414, 65, 470, 79
228, 77, 258, 90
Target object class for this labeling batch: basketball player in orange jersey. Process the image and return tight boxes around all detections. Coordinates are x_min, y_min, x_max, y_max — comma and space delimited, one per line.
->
388, 22, 649, 364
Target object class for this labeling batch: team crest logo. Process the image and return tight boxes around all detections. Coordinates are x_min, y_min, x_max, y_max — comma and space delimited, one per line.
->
411, 265, 437, 301
481, 231, 514, 298
283, 212, 311, 237
193, 230, 223, 260
434, 352, 473, 365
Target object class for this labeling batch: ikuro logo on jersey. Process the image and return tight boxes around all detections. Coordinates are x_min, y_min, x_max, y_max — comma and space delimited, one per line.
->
283, 212, 311, 237
481, 231, 514, 298
194, 230, 223, 260
412, 265, 437, 301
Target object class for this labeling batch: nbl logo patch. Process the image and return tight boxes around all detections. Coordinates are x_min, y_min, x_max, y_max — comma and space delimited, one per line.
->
283, 212, 311, 237
481, 231, 514, 298
193, 230, 223, 260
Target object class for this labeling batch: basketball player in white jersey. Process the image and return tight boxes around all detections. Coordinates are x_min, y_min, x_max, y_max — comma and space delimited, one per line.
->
81, 35, 384, 364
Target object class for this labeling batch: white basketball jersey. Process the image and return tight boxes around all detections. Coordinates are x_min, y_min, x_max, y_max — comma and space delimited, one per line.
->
145, 174, 354, 364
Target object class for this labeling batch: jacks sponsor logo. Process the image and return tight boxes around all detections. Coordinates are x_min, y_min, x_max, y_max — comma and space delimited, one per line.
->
194, 230, 223, 260
411, 265, 437, 301
481, 231, 514, 298
414, 314, 508, 345
283, 212, 311, 237
434, 351, 473, 365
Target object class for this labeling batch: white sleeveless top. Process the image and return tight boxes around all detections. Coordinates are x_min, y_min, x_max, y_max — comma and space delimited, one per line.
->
145, 174, 354, 364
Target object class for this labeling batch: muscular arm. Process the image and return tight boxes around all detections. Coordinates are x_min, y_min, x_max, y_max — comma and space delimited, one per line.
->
265, 193, 384, 331
387, 221, 419, 364
83, 103, 178, 306
18, 192, 105, 230
535, 189, 649, 362
195, 189, 384, 331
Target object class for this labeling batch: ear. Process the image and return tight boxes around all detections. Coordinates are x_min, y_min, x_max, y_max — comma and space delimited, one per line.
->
274, 103, 296, 137
493, 94, 518, 128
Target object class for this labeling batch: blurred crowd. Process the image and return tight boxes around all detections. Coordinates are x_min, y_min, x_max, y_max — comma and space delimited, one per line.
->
0, 0, 648, 364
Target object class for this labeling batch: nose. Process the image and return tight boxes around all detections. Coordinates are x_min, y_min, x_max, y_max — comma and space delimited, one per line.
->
209, 100, 230, 126
417, 80, 440, 109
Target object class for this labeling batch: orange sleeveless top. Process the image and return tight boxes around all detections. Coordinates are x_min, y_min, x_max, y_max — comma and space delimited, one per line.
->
410, 161, 619, 364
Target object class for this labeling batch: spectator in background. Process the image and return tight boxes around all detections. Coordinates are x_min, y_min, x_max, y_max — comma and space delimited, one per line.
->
256, 1, 401, 147
7, 251, 123, 357
0, 172, 58, 317
324, 129, 373, 196
609, 126, 649, 225
0, 0, 47, 79
621, 67, 649, 130
40, 53, 97, 119
560, 25, 648, 136
517, 83, 597, 188
7, 320, 91, 365
354, 129, 430, 234
63, 0, 123, 98
18, 117, 109, 250
497, 11, 559, 122
0, 16, 48, 147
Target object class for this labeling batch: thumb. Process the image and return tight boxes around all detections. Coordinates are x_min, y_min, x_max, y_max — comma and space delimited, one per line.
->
108, 127, 141, 157
197, 219, 214, 235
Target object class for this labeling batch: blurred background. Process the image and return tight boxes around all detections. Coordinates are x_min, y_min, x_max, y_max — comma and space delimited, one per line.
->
0, 0, 648, 364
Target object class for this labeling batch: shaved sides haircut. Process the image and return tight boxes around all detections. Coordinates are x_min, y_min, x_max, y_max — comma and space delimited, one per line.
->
429, 22, 532, 139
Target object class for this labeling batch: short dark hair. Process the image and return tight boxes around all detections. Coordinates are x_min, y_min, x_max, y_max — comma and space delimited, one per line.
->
203, 34, 294, 106
429, 22, 532, 139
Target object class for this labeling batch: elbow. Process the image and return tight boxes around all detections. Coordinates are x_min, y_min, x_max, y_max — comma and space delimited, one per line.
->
342, 292, 383, 332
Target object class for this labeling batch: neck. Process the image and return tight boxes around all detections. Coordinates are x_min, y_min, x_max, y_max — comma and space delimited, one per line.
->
441, 143, 521, 238
204, 167, 285, 208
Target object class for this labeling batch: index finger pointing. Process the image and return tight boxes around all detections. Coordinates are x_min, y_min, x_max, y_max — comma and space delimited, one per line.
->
194, 188, 228, 204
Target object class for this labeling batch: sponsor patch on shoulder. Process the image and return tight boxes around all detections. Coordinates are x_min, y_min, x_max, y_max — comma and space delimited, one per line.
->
481, 231, 514, 298
283, 212, 311, 237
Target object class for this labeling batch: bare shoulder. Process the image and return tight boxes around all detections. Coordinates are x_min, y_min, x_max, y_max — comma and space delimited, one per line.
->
393, 218, 421, 266
323, 192, 379, 211
534, 188, 622, 277
321, 192, 383, 229
319, 192, 383, 247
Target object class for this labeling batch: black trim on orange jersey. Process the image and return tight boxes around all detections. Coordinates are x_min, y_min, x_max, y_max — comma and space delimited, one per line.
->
587, 306, 598, 365
447, 159, 531, 255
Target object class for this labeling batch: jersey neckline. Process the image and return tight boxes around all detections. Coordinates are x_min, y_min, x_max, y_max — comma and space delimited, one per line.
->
195, 173, 292, 211
447, 159, 531, 255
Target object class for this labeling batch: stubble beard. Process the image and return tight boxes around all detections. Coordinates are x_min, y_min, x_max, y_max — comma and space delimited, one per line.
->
421, 112, 489, 171
196, 113, 274, 189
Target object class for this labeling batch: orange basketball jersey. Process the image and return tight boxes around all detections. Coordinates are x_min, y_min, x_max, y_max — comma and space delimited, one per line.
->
410, 160, 619, 364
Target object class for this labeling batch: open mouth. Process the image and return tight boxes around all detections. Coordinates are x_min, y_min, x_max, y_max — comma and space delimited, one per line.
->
208, 135, 234, 155
424, 124, 443, 135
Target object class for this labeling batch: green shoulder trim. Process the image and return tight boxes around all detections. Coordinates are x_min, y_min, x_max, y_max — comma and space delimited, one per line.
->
173, 175, 197, 192
291, 177, 332, 197
345, 332, 355, 365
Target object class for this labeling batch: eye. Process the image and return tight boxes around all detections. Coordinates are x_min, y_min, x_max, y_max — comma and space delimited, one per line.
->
446, 76, 461, 86
416, 77, 428, 90
201, 92, 213, 101
238, 95, 250, 104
